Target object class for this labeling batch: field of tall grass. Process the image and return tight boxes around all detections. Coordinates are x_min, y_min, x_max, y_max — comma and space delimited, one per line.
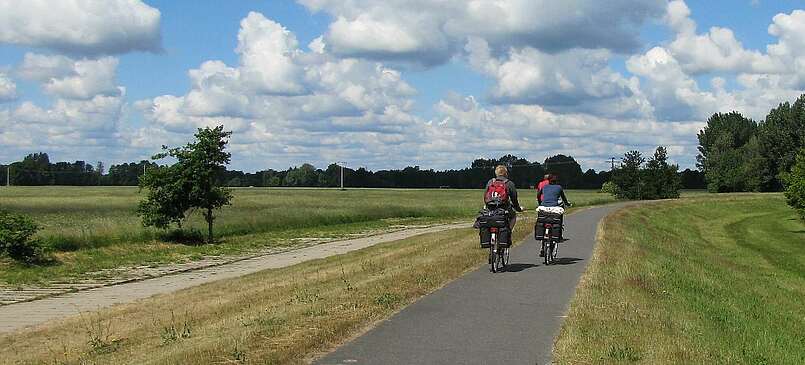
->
0, 186, 615, 284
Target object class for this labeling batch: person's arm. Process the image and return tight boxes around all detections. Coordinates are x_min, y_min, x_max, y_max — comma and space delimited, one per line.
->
508, 181, 523, 212
537, 187, 543, 205
559, 187, 570, 206
483, 179, 492, 204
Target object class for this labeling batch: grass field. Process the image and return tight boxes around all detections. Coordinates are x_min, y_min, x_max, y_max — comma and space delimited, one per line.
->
0, 187, 615, 284
553, 194, 805, 364
0, 219, 537, 364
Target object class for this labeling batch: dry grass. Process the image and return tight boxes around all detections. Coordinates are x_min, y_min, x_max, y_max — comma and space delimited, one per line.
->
0, 219, 535, 364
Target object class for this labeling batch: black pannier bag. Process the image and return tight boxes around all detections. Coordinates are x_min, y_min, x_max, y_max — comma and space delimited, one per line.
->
535, 211, 564, 241
497, 227, 512, 247
534, 221, 546, 240
479, 228, 492, 248
475, 208, 509, 248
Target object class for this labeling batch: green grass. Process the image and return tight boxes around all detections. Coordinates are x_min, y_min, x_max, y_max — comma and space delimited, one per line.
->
553, 194, 805, 364
0, 186, 615, 285
0, 220, 537, 364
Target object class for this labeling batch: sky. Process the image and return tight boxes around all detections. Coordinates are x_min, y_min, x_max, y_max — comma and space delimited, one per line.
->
1, 0, 804, 173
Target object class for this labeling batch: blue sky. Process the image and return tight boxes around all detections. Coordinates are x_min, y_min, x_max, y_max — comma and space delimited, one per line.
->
1, 0, 804, 172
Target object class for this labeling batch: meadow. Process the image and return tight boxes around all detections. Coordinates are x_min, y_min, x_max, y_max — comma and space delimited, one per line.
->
0, 215, 537, 364
553, 194, 805, 364
0, 186, 615, 284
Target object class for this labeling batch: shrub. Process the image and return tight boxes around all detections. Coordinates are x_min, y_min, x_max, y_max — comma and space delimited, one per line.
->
0, 210, 46, 263
782, 148, 805, 221
600, 181, 618, 196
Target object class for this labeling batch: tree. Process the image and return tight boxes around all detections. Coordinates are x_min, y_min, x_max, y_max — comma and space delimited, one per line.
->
679, 168, 706, 189
285, 163, 318, 186
138, 125, 233, 243
782, 147, 805, 221
643, 146, 681, 199
756, 95, 805, 191
611, 150, 645, 200
697, 112, 758, 192
544, 155, 583, 188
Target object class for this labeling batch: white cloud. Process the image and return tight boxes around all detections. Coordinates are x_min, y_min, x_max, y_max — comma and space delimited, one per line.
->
420, 92, 702, 170
298, 0, 666, 65
0, 72, 17, 102
466, 37, 651, 118
665, 1, 776, 74
0, 0, 161, 55
132, 12, 424, 170
18, 53, 122, 100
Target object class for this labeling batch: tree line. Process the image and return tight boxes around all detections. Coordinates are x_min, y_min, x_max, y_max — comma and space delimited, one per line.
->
0, 152, 707, 190
697, 94, 805, 193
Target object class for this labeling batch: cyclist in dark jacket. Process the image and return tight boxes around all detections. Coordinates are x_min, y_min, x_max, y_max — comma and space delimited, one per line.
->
485, 165, 524, 229
537, 175, 570, 207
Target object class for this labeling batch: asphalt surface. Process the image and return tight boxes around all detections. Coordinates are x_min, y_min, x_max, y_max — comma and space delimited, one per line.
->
316, 203, 628, 365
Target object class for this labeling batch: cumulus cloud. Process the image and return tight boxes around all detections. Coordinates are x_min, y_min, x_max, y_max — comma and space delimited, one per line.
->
133, 12, 423, 169
298, 0, 665, 65
466, 37, 651, 118
0, 0, 161, 55
419, 92, 702, 169
0, 73, 17, 102
1, 54, 127, 162
665, 0, 776, 74
17, 53, 122, 100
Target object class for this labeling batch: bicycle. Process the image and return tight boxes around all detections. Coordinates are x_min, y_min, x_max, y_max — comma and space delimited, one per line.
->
488, 226, 510, 273
536, 203, 570, 265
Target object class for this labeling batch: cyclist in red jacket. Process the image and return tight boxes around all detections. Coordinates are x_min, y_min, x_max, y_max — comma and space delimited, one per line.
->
484, 165, 524, 230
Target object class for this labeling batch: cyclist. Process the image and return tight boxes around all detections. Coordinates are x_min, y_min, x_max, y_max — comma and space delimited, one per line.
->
536, 174, 551, 203
484, 165, 524, 230
537, 175, 571, 256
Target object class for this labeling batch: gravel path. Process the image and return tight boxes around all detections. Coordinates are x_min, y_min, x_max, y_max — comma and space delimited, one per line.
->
0, 222, 470, 334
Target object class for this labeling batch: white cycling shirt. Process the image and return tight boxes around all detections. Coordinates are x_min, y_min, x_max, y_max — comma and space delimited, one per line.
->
537, 206, 565, 215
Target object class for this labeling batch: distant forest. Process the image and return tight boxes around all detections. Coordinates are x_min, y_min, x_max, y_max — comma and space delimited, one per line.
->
0, 152, 706, 190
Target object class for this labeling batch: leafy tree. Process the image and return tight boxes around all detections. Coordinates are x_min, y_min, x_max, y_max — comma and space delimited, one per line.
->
137, 162, 191, 229
756, 95, 805, 191
138, 126, 233, 243
611, 150, 645, 200
643, 146, 681, 199
0, 210, 46, 263
782, 147, 805, 221
544, 155, 583, 188
697, 112, 758, 192
285, 163, 318, 186
679, 168, 706, 189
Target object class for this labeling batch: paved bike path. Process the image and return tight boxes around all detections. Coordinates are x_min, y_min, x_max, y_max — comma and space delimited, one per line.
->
316, 203, 628, 365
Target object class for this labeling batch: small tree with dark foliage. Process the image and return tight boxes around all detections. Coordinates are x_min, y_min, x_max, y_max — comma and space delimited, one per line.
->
782, 147, 805, 221
0, 210, 46, 263
611, 151, 645, 200
138, 126, 233, 243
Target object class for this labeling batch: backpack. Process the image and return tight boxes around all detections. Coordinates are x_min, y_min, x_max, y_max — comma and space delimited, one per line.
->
484, 179, 509, 207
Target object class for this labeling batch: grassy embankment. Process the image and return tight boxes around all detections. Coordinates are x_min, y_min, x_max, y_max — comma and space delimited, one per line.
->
554, 194, 805, 364
0, 216, 539, 364
0, 187, 615, 284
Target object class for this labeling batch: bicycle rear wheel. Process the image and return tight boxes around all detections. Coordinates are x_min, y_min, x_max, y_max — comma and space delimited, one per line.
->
489, 234, 498, 273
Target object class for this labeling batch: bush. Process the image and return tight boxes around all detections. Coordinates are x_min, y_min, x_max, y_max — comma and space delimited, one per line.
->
600, 181, 618, 196
0, 210, 47, 263
782, 148, 805, 221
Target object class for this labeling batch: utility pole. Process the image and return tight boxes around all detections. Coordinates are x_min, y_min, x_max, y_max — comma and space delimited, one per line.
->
337, 162, 346, 190
607, 157, 616, 171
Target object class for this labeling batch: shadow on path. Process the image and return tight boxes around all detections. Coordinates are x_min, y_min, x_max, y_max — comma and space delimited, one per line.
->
551, 257, 583, 265
504, 263, 538, 272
